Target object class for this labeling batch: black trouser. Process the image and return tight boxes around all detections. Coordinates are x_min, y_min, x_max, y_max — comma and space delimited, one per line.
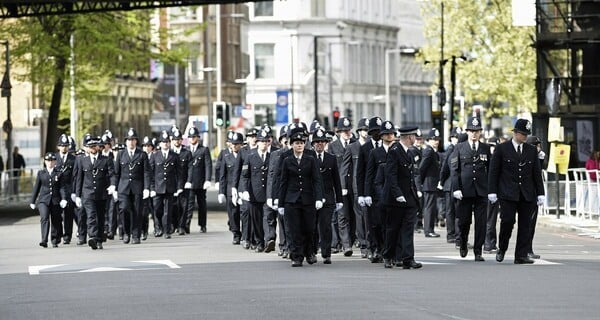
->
83, 198, 106, 242
383, 205, 417, 263
456, 196, 487, 255
173, 189, 189, 233
227, 196, 241, 239
331, 209, 342, 250
263, 204, 277, 243
240, 201, 252, 243
485, 200, 500, 250
315, 204, 335, 258
76, 205, 87, 241
105, 198, 117, 236
154, 193, 174, 235
62, 201, 76, 241
186, 188, 207, 229
527, 205, 539, 254
336, 194, 354, 250
498, 196, 537, 259
142, 197, 153, 235
353, 194, 368, 250
119, 192, 143, 240
249, 202, 265, 247
278, 212, 288, 252
367, 201, 385, 256
443, 191, 457, 241
39, 203, 63, 244
415, 196, 424, 230
285, 202, 316, 263
423, 191, 438, 234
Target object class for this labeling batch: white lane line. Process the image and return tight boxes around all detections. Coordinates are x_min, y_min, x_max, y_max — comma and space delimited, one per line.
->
28, 264, 67, 275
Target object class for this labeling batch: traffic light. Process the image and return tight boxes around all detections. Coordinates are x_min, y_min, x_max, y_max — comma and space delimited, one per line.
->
213, 101, 226, 128
345, 108, 353, 120
225, 103, 231, 127
332, 109, 340, 127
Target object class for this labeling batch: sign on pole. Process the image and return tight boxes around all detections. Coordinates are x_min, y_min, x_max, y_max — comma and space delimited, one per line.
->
275, 90, 289, 124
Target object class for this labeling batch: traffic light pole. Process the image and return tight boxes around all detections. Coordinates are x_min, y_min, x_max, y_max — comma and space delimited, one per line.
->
0, 40, 12, 186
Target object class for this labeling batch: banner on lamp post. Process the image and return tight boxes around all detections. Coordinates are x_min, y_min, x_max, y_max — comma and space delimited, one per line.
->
275, 90, 289, 124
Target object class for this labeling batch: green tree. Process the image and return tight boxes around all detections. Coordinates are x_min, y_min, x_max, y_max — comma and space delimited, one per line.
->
0, 11, 187, 153
419, 0, 536, 126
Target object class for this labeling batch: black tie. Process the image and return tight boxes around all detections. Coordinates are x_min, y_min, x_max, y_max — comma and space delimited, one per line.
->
472, 142, 476, 152
297, 157, 301, 165
261, 153, 265, 163
318, 153, 323, 163
517, 144, 522, 156
344, 141, 348, 149
91, 156, 95, 165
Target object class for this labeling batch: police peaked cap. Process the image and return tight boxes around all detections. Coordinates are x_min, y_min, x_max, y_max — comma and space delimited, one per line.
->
356, 118, 369, 132
427, 128, 441, 140
256, 129, 270, 142
398, 126, 419, 136
368, 117, 383, 134
57, 133, 70, 146
246, 128, 259, 137
466, 116, 482, 131
513, 118, 532, 135
159, 130, 171, 142
188, 126, 201, 137
337, 117, 353, 132
379, 120, 396, 135
44, 152, 57, 161
311, 128, 329, 143
125, 128, 138, 140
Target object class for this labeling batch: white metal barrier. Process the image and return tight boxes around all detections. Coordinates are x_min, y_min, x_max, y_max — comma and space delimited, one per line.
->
549, 168, 600, 229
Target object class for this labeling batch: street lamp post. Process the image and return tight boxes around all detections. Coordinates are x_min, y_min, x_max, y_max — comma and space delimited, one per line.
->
0, 40, 12, 184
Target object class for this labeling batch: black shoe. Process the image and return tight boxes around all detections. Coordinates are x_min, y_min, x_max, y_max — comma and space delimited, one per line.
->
496, 250, 505, 262
118, 234, 124, 241
467, 243, 474, 249
242, 242, 250, 250
277, 250, 284, 256
343, 248, 353, 257
165, 234, 171, 239
97, 242, 103, 250
232, 238, 241, 245
483, 247, 498, 254
39, 242, 48, 248
200, 226, 207, 233
384, 259, 394, 268
474, 254, 485, 262
282, 251, 289, 259
52, 242, 59, 248
527, 252, 541, 259
514, 257, 535, 264
331, 247, 340, 254
291, 260, 303, 267
178, 229, 186, 236
123, 234, 130, 244
255, 246, 265, 253
323, 257, 332, 264
142, 232, 148, 241
402, 260, 423, 269
425, 232, 440, 238
459, 246, 468, 258
360, 249, 368, 259
88, 239, 98, 250
106, 232, 114, 240
132, 238, 141, 244
306, 254, 317, 265
77, 239, 86, 246
455, 243, 461, 250
447, 238, 456, 244
265, 240, 276, 253
414, 227, 423, 234
63, 238, 71, 245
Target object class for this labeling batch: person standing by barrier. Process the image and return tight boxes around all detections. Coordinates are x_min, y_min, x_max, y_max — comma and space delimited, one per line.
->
488, 119, 545, 264
30, 153, 68, 248
585, 150, 600, 182
12, 146, 26, 200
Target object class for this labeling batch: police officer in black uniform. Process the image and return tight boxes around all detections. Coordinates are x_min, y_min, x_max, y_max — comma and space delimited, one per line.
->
277, 127, 324, 267
170, 128, 192, 235
419, 128, 441, 238
382, 126, 422, 269
450, 117, 491, 261
56, 134, 77, 244
266, 126, 289, 255
439, 127, 462, 244
185, 126, 213, 233
141, 136, 156, 238
219, 131, 244, 244
115, 128, 150, 245
488, 119, 545, 264
74, 135, 117, 250
149, 131, 183, 239
31, 153, 68, 248
100, 132, 119, 240
484, 136, 500, 253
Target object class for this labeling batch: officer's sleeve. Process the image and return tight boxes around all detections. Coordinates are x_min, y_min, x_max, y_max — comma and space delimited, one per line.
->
340, 146, 352, 190
143, 153, 151, 190
488, 145, 502, 195
266, 152, 278, 199
175, 154, 184, 190
107, 155, 117, 186
73, 158, 82, 197
311, 157, 324, 202
58, 172, 68, 201
532, 150, 545, 196
239, 156, 250, 193
365, 152, 376, 198
148, 153, 156, 192
450, 146, 461, 192
419, 147, 433, 186
385, 148, 404, 200
356, 147, 367, 196
332, 158, 343, 203
204, 148, 213, 182
114, 151, 121, 181
278, 157, 289, 205
30, 172, 42, 204
215, 150, 224, 184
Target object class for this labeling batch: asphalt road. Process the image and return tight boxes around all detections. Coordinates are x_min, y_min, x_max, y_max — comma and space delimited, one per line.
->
1, 211, 599, 320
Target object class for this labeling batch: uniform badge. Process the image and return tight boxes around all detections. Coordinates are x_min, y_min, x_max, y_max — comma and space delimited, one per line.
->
472, 118, 479, 127
261, 131, 267, 138
343, 118, 350, 127
128, 129, 134, 137
434, 129, 440, 137
525, 121, 531, 131
414, 155, 419, 162
376, 118, 382, 126
61, 135, 68, 144
385, 122, 392, 130
316, 130, 324, 137
456, 127, 462, 134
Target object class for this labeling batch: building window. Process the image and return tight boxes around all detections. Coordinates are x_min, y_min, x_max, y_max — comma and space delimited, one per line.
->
255, 2, 274, 17
311, 0, 326, 17
254, 43, 274, 79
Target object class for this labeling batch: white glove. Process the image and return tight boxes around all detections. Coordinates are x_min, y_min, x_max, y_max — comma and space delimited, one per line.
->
175, 189, 183, 197
315, 200, 323, 210
488, 193, 498, 204
342, 189, 348, 196
75, 197, 82, 208
274, 199, 279, 207
335, 203, 343, 211
59, 200, 67, 208
357, 196, 366, 207
150, 191, 157, 198
232, 188, 239, 206
436, 182, 443, 190
184, 182, 192, 189
417, 191, 423, 198
241, 191, 250, 201
453, 190, 463, 200
203, 181, 211, 190
278, 207, 285, 215
538, 151, 546, 160
112, 191, 118, 201
396, 196, 407, 203
364, 196, 373, 207
266, 198, 273, 209
70, 193, 77, 202
29, 203, 36, 210
537, 195, 545, 206
106, 185, 116, 195
214, 182, 220, 191
237, 198, 242, 205
142, 189, 150, 199
218, 194, 226, 204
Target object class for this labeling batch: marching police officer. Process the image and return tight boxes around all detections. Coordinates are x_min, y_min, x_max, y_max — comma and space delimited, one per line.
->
141, 136, 156, 238
450, 117, 491, 261
277, 127, 324, 267
266, 126, 290, 256
114, 128, 150, 245
149, 131, 183, 239
170, 128, 192, 235
439, 127, 462, 244
488, 119, 545, 264
184, 126, 212, 233
525, 135, 546, 259
219, 131, 244, 244
100, 132, 118, 240
74, 135, 117, 250
484, 136, 500, 253
56, 134, 77, 245
419, 128, 441, 238
237, 128, 258, 249
31, 152, 68, 248
311, 128, 343, 264
382, 126, 422, 269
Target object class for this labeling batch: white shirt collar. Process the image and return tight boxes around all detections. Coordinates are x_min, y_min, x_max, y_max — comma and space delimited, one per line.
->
511, 139, 522, 152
